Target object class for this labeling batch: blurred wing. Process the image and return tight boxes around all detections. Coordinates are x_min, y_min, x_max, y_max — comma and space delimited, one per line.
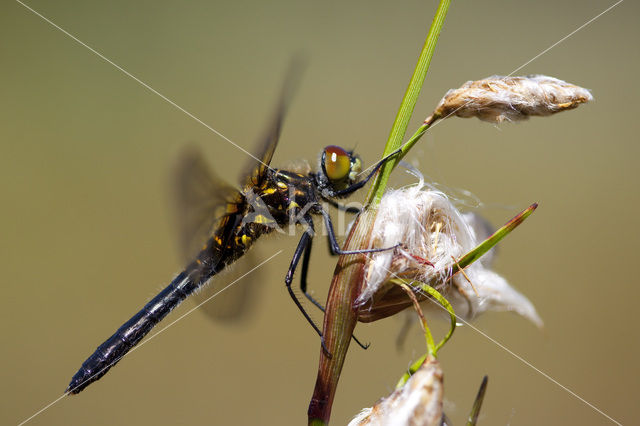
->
195, 252, 260, 323
239, 58, 304, 187
173, 145, 258, 322
239, 102, 284, 188
172, 144, 243, 262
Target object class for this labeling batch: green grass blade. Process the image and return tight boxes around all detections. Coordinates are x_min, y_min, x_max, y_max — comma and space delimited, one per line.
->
467, 376, 489, 426
456, 203, 538, 271
367, 0, 451, 205
393, 279, 456, 388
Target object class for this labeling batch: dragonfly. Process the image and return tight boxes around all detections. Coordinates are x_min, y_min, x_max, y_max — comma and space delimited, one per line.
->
66, 76, 400, 395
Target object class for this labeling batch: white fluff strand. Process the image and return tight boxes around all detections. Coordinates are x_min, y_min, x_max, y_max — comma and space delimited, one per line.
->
359, 178, 542, 327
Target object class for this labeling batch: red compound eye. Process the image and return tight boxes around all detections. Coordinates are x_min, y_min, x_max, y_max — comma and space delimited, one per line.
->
323, 145, 351, 182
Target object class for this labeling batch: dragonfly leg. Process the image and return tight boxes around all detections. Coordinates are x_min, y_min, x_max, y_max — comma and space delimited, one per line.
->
325, 198, 361, 214
320, 209, 399, 255
298, 233, 324, 311
298, 231, 370, 350
285, 227, 332, 357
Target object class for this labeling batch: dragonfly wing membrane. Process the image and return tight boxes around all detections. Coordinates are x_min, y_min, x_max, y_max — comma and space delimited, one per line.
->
239, 93, 285, 188
172, 144, 244, 262
172, 146, 256, 320
239, 60, 304, 188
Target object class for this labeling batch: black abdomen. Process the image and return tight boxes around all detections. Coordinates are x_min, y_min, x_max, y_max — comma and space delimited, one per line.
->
66, 212, 270, 394
66, 228, 242, 394
66, 269, 208, 393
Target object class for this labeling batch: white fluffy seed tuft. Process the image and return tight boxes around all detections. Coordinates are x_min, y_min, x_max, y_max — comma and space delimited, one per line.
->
348, 357, 443, 426
359, 176, 542, 327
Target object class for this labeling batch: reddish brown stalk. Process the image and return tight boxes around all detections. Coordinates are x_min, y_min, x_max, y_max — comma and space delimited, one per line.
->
308, 210, 375, 424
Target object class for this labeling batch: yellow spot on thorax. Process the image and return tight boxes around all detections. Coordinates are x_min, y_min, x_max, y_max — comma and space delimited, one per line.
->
253, 214, 274, 224
262, 187, 277, 195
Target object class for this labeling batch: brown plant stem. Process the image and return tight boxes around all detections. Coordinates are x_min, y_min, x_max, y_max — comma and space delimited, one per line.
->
307, 210, 375, 425
307, 1, 451, 423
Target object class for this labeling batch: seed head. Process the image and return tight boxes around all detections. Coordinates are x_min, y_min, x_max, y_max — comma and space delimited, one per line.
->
349, 356, 443, 426
359, 176, 542, 327
426, 75, 593, 124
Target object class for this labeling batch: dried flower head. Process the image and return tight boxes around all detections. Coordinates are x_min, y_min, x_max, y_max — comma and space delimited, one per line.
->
425, 75, 593, 124
349, 356, 443, 426
358, 176, 542, 327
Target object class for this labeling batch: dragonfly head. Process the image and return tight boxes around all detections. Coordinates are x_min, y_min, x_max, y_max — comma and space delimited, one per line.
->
319, 145, 362, 194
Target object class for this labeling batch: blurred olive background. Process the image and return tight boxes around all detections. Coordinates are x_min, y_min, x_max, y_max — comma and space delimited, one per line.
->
2, 0, 638, 425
